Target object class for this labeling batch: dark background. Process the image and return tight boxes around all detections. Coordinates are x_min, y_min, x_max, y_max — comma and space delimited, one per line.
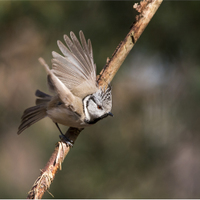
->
1, 1, 200, 198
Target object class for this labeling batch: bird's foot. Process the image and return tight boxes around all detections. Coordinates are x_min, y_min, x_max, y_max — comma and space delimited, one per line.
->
59, 134, 73, 147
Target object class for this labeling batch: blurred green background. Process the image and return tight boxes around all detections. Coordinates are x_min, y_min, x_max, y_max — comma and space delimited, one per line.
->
1, 0, 200, 198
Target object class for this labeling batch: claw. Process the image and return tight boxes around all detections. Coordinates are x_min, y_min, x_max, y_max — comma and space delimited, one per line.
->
55, 122, 73, 147
59, 134, 73, 147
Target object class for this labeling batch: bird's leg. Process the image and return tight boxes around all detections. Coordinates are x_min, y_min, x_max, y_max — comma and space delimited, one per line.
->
55, 123, 73, 147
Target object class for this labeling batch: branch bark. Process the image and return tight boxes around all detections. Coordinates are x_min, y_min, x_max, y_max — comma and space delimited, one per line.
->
27, 0, 163, 198
97, 0, 163, 87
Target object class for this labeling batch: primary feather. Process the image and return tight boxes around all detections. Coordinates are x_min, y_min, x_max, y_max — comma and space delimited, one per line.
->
51, 30, 98, 98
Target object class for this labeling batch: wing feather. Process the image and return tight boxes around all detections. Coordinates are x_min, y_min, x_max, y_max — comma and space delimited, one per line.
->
51, 31, 98, 98
38, 57, 75, 106
88, 39, 93, 62
63, 34, 91, 76
52, 53, 87, 79
56, 41, 88, 75
70, 32, 94, 73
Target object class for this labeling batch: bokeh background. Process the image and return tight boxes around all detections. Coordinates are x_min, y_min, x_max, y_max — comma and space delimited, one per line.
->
0, 1, 200, 198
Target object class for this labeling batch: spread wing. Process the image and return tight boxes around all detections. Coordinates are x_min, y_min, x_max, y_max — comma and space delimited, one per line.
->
51, 31, 98, 98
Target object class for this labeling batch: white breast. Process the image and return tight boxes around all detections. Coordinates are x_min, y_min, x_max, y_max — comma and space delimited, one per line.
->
47, 107, 89, 128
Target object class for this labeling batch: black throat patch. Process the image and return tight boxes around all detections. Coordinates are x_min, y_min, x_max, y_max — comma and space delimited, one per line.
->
84, 113, 109, 125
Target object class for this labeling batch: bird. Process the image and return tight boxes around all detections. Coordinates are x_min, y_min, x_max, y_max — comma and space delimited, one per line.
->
17, 31, 113, 145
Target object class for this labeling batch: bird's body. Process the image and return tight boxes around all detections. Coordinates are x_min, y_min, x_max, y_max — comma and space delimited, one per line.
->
46, 94, 85, 128
18, 31, 112, 135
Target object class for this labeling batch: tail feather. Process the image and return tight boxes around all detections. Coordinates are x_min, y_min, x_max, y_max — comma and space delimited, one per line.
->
23, 104, 44, 116
18, 104, 47, 134
35, 89, 51, 99
18, 90, 52, 135
36, 98, 50, 106
35, 89, 51, 106
18, 90, 52, 134
21, 108, 44, 121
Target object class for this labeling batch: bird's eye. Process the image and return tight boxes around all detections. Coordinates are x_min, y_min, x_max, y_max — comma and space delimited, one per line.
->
97, 105, 102, 110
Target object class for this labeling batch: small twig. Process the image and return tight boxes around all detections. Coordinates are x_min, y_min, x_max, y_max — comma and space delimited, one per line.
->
27, 0, 163, 198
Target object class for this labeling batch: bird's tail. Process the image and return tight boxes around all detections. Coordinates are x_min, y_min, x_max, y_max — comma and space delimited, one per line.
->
17, 90, 52, 134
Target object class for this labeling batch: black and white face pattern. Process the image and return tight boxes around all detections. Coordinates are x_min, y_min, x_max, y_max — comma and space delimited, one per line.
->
83, 85, 112, 124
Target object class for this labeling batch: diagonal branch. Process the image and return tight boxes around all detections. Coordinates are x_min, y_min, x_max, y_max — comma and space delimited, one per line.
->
98, 0, 163, 87
27, 127, 82, 199
27, 0, 163, 198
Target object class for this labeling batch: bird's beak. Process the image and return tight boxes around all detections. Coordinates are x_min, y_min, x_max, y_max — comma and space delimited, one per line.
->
108, 112, 114, 117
